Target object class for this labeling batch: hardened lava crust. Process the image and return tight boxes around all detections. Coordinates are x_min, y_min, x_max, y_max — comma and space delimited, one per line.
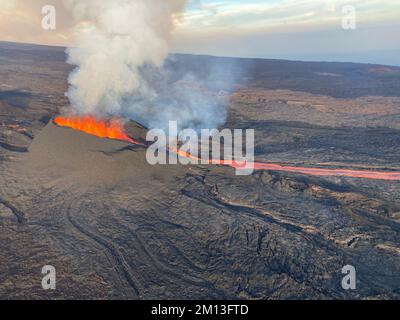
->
1, 42, 400, 299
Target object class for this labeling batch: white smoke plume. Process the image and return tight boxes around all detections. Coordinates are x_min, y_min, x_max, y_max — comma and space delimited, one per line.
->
64, 0, 186, 114
63, 0, 237, 131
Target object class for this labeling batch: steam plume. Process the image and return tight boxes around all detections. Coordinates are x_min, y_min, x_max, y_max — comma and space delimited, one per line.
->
64, 0, 188, 123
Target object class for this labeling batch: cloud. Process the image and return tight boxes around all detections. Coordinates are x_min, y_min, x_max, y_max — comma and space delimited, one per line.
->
172, 0, 400, 65
0, 0, 75, 45
0, 0, 399, 65
179, 0, 400, 32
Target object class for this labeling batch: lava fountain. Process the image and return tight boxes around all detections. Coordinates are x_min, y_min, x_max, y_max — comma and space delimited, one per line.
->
54, 115, 141, 144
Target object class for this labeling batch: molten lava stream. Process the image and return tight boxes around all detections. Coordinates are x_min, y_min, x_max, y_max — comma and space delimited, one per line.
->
54, 115, 142, 145
54, 116, 400, 181
171, 149, 400, 181
227, 160, 400, 181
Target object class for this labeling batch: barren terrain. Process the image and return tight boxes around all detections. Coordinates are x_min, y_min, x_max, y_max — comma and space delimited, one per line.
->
1, 42, 400, 299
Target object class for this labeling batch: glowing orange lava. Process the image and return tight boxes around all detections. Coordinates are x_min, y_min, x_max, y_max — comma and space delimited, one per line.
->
53, 116, 400, 181
226, 160, 400, 181
54, 115, 139, 144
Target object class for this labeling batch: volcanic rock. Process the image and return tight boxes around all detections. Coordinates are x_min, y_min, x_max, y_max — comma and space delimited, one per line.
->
1, 42, 400, 299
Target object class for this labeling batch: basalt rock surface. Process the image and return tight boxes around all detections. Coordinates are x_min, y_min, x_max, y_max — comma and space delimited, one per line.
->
1, 42, 400, 299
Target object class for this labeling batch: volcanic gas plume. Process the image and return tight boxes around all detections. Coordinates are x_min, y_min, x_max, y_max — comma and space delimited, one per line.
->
57, 0, 400, 182
62, 0, 230, 131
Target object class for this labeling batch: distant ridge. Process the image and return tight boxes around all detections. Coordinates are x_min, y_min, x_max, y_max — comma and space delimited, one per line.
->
1, 41, 400, 99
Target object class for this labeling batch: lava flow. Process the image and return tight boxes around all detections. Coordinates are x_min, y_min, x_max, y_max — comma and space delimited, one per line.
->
53, 116, 400, 181
54, 115, 140, 144
171, 151, 400, 181
224, 160, 400, 181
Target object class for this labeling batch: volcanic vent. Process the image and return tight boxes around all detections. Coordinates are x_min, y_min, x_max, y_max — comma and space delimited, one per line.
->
54, 115, 148, 145
24, 117, 179, 187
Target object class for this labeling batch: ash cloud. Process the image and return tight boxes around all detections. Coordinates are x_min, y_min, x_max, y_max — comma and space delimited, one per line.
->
64, 0, 238, 131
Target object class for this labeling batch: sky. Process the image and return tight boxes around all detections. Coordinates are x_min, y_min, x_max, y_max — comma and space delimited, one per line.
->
0, 0, 399, 66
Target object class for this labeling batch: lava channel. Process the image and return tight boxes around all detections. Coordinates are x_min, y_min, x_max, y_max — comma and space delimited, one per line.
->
54, 116, 400, 181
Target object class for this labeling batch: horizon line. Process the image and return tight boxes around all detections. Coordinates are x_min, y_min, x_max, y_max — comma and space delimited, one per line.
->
1, 39, 399, 68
